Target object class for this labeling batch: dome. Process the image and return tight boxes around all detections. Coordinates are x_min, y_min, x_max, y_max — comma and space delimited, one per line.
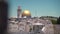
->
22, 10, 31, 17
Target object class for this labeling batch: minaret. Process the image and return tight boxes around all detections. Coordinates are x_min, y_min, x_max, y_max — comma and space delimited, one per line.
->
17, 6, 21, 18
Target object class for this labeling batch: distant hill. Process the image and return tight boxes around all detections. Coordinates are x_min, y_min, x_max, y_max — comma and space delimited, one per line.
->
40, 16, 59, 24
41, 16, 58, 18
40, 16, 58, 20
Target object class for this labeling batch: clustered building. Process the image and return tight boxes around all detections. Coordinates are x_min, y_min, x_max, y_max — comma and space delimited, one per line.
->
7, 6, 54, 34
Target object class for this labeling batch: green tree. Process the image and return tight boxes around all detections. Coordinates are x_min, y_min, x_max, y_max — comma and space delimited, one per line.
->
57, 17, 60, 24
51, 19, 57, 24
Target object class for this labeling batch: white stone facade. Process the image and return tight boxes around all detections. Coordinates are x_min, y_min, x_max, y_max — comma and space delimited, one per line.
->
7, 18, 54, 34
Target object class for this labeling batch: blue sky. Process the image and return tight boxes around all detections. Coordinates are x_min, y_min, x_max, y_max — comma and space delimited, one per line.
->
8, 0, 60, 17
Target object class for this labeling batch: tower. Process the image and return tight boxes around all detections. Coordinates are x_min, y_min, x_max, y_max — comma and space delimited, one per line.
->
17, 6, 22, 22
17, 6, 21, 18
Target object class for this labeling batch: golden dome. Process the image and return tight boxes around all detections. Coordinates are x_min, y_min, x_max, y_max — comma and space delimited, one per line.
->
22, 10, 31, 17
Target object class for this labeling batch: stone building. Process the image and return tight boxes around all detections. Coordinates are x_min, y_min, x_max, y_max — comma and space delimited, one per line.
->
7, 17, 54, 34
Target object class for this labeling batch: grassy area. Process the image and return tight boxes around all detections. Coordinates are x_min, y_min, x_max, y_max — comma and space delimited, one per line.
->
51, 19, 57, 24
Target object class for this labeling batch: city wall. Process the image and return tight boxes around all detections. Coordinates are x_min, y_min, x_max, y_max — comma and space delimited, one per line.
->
53, 25, 60, 34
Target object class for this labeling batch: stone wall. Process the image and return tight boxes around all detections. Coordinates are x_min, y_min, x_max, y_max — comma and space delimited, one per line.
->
53, 25, 60, 34
42, 24, 54, 34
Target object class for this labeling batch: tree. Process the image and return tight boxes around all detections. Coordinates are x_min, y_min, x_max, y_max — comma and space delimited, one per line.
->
57, 17, 60, 24
51, 19, 57, 24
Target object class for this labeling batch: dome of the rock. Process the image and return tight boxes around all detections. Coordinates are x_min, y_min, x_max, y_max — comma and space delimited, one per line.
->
22, 10, 31, 17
